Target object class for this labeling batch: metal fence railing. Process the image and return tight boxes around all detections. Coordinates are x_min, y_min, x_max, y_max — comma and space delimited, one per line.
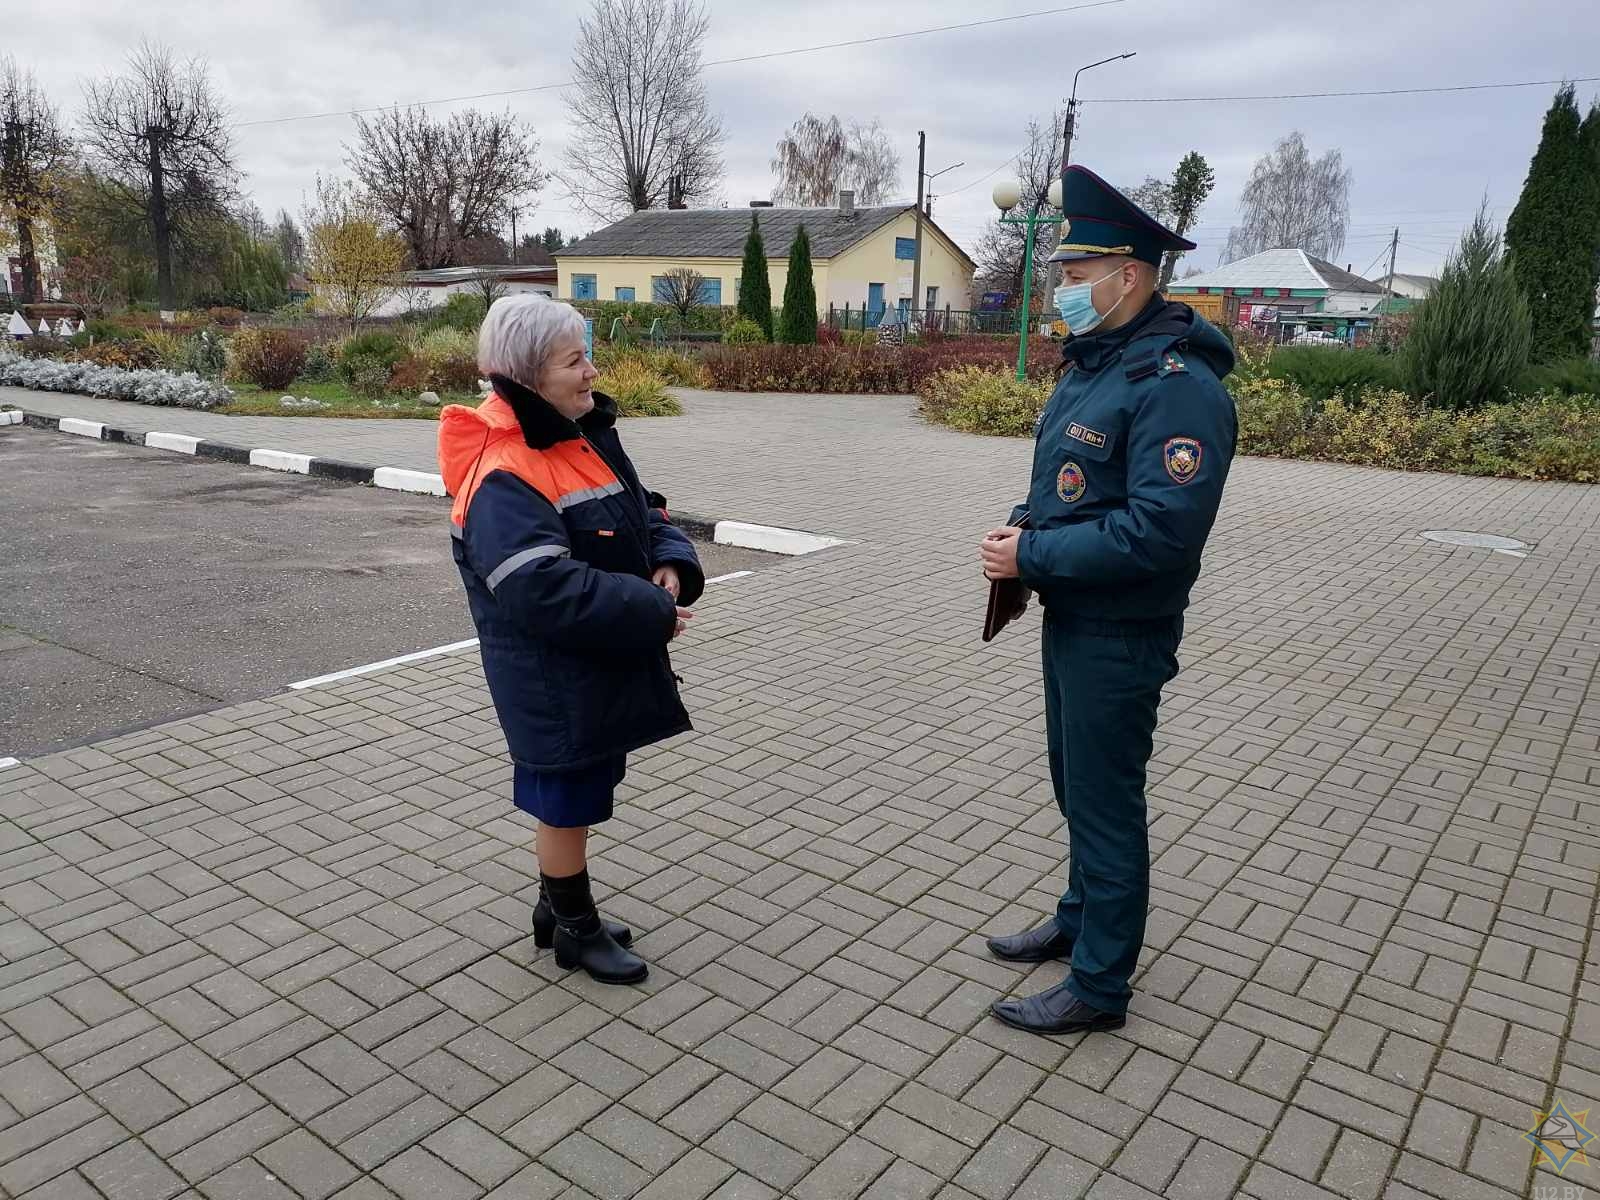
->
825, 304, 1025, 337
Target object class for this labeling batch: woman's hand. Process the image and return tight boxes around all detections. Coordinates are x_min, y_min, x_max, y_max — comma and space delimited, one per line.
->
673, 607, 693, 639
653, 565, 682, 600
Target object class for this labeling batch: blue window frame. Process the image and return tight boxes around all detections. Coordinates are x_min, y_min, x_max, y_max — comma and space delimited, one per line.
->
614, 286, 635, 302
571, 274, 597, 300
895, 237, 916, 260
698, 278, 721, 305
651, 276, 670, 303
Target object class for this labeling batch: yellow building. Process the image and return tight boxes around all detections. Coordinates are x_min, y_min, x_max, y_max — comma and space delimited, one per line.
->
555, 193, 976, 324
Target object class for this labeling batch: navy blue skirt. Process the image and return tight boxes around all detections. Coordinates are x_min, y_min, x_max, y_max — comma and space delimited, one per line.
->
513, 758, 626, 828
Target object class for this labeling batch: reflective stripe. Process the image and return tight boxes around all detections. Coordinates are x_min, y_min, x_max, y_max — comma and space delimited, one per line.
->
451, 523, 464, 540
487, 544, 570, 590
552, 480, 626, 512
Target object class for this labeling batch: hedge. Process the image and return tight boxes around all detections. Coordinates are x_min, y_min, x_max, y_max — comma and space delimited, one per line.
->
0, 349, 232, 410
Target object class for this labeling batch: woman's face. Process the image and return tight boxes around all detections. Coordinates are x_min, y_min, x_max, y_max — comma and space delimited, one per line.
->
535, 329, 600, 421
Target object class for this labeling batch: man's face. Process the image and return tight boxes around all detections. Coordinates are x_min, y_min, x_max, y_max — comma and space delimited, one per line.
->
1061, 257, 1137, 318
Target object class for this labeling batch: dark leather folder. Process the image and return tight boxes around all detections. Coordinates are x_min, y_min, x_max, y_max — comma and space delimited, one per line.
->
982, 513, 1030, 643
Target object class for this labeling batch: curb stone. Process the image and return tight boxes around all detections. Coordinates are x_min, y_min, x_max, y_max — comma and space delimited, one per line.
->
7, 407, 850, 555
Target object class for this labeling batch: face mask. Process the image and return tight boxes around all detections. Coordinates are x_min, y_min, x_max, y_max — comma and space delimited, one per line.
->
1054, 267, 1127, 335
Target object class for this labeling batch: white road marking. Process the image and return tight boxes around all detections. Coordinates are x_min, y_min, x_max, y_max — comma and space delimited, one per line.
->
713, 520, 849, 556
288, 638, 480, 690
0, 757, 20, 770
706, 571, 754, 583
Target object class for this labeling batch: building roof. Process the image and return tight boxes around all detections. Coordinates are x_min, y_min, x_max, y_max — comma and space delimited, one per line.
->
557, 204, 974, 268
1372, 272, 1439, 291
1171, 248, 1383, 294
400, 264, 556, 285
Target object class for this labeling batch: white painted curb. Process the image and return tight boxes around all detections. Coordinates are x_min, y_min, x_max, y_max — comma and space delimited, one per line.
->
374, 467, 447, 496
249, 448, 313, 474
0, 410, 21, 426
58, 417, 105, 439
0, 756, 20, 771
713, 520, 849, 556
145, 431, 202, 455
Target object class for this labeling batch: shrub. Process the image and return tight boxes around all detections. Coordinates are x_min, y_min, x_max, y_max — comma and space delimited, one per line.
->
337, 330, 406, 385
737, 212, 775, 342
228, 327, 309, 390
1404, 204, 1531, 410
639, 348, 709, 388
349, 363, 393, 399
298, 342, 338, 382
917, 366, 1050, 437
0, 347, 231, 409
1518, 356, 1600, 398
1267, 346, 1404, 401
432, 292, 487, 334
722, 319, 766, 346
815, 324, 843, 346
75, 339, 162, 370
139, 329, 189, 369
181, 330, 228, 379
699, 339, 1057, 394
598, 358, 682, 417
778, 225, 817, 344
16, 335, 72, 360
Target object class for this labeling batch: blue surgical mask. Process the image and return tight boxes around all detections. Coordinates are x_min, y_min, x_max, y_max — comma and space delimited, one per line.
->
1054, 267, 1126, 335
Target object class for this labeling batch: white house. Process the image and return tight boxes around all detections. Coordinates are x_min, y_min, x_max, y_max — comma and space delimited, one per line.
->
360, 262, 558, 319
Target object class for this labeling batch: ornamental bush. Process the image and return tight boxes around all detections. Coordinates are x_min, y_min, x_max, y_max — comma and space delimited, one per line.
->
227, 327, 308, 390
0, 347, 232, 409
597, 358, 682, 417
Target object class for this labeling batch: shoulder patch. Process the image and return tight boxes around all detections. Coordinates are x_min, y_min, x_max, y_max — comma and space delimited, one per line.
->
1157, 351, 1188, 377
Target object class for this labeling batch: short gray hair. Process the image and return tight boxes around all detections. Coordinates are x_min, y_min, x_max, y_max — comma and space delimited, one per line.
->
477, 294, 587, 386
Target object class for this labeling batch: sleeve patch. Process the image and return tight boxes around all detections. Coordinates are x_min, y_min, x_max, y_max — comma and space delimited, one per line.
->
1157, 351, 1188, 377
1164, 437, 1202, 484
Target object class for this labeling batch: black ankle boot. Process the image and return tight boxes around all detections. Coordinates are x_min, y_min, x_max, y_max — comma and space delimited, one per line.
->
532, 887, 634, 949
542, 870, 648, 985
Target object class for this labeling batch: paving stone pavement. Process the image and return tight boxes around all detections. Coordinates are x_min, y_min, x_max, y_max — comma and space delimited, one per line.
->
4, 386, 1600, 1200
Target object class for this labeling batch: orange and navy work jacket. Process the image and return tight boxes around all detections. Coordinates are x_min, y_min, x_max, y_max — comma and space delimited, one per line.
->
438, 377, 704, 771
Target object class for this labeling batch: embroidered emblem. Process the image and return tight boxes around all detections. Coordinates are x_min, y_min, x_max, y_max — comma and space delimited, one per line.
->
1066, 422, 1107, 448
1164, 437, 1202, 484
1056, 461, 1086, 503
1158, 351, 1188, 376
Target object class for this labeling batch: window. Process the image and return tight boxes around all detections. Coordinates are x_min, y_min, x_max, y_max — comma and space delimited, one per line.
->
651, 276, 670, 303
614, 286, 635, 302
925, 286, 939, 310
698, 277, 721, 305
652, 275, 721, 304
895, 237, 916, 261
571, 274, 597, 300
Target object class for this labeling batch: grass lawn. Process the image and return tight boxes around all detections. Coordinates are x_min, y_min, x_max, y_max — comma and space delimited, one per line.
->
221, 380, 476, 419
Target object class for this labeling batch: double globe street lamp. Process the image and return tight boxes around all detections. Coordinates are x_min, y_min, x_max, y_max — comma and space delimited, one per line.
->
993, 175, 1064, 381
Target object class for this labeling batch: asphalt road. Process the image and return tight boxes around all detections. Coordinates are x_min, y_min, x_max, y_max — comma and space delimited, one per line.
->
0, 429, 767, 759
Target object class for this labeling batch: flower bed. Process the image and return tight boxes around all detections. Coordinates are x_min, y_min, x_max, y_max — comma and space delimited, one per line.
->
0, 349, 231, 410
700, 337, 1057, 394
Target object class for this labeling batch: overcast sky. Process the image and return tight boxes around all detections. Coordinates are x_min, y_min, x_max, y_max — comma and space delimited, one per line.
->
8, 0, 1597, 280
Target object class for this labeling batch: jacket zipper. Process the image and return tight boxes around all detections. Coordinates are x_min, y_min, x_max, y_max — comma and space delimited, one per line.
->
581, 434, 652, 565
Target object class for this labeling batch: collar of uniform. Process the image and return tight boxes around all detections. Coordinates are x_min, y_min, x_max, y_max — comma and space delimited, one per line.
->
1060, 294, 1169, 372
489, 373, 618, 450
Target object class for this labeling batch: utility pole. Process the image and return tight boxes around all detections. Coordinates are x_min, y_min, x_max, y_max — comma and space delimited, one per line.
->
911, 130, 926, 331
1382, 227, 1399, 314
1050, 53, 1135, 298
510, 208, 519, 264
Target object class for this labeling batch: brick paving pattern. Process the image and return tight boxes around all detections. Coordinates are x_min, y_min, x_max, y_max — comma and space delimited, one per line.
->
3, 386, 1599, 1199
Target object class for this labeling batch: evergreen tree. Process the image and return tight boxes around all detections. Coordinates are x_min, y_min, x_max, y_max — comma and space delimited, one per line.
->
737, 213, 773, 341
1579, 103, 1600, 346
1405, 203, 1531, 411
778, 223, 817, 344
1505, 85, 1591, 360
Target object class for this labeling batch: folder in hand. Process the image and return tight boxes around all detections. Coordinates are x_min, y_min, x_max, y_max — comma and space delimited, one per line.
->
982, 513, 1030, 643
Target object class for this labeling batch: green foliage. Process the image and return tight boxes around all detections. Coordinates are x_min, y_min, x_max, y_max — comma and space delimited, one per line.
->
1266, 347, 1405, 401
349, 364, 393, 399
1405, 205, 1532, 410
597, 358, 682, 417
723, 319, 766, 346
337, 330, 407, 385
778, 224, 817, 345
737, 214, 775, 341
1159, 151, 1216, 287
299, 342, 338, 382
430, 293, 488, 334
1518, 356, 1600, 398
701, 337, 1055, 393
917, 366, 1050, 437
227, 328, 309, 390
1505, 85, 1595, 360
1581, 103, 1600, 344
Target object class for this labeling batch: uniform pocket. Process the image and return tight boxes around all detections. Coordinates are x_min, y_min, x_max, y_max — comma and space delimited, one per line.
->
1060, 420, 1119, 463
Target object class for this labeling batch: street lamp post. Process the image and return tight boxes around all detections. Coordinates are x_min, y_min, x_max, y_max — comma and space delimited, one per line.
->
1044, 52, 1137, 305
994, 177, 1064, 381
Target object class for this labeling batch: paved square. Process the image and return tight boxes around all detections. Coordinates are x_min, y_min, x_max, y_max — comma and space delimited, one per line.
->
3, 389, 1598, 1199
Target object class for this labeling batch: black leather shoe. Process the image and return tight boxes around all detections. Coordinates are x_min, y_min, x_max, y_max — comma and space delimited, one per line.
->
990, 979, 1125, 1035
533, 892, 632, 949
986, 919, 1073, 963
553, 913, 649, 985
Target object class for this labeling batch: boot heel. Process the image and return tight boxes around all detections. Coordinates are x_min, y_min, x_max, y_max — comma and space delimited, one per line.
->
533, 923, 554, 950
554, 942, 579, 970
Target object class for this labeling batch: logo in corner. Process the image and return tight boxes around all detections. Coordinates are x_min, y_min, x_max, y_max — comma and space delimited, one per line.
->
1056, 461, 1086, 503
1528, 1100, 1595, 1175
1164, 437, 1202, 485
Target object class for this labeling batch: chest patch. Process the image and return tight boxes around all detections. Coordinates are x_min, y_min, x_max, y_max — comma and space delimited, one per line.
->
1057, 460, 1087, 503
1066, 422, 1107, 448
1164, 437, 1202, 484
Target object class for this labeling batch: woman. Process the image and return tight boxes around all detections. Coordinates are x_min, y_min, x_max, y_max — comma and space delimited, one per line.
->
438, 295, 703, 985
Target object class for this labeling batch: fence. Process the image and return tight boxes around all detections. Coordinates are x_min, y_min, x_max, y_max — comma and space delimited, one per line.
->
825, 303, 1024, 337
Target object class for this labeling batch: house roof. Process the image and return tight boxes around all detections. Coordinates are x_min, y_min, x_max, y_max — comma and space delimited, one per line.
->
557, 204, 975, 269
1373, 272, 1439, 290
401, 264, 556, 285
1172, 248, 1383, 294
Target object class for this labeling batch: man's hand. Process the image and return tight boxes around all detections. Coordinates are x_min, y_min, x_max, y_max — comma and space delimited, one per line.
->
981, 527, 1024, 580
673, 606, 693, 640
653, 565, 682, 600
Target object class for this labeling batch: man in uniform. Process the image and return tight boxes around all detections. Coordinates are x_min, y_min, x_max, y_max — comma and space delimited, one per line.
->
978, 165, 1237, 1035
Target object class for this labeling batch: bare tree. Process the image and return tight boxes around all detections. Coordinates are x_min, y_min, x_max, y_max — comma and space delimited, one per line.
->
348, 106, 545, 269
1120, 176, 1175, 226
1224, 131, 1351, 263
656, 267, 706, 320
974, 110, 1064, 311
565, 0, 724, 219
79, 40, 237, 317
1, 56, 72, 304
771, 114, 900, 206
272, 209, 305, 274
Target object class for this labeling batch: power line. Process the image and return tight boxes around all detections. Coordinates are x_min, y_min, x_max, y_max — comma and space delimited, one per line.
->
233, 1, 1127, 130
1085, 75, 1600, 105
